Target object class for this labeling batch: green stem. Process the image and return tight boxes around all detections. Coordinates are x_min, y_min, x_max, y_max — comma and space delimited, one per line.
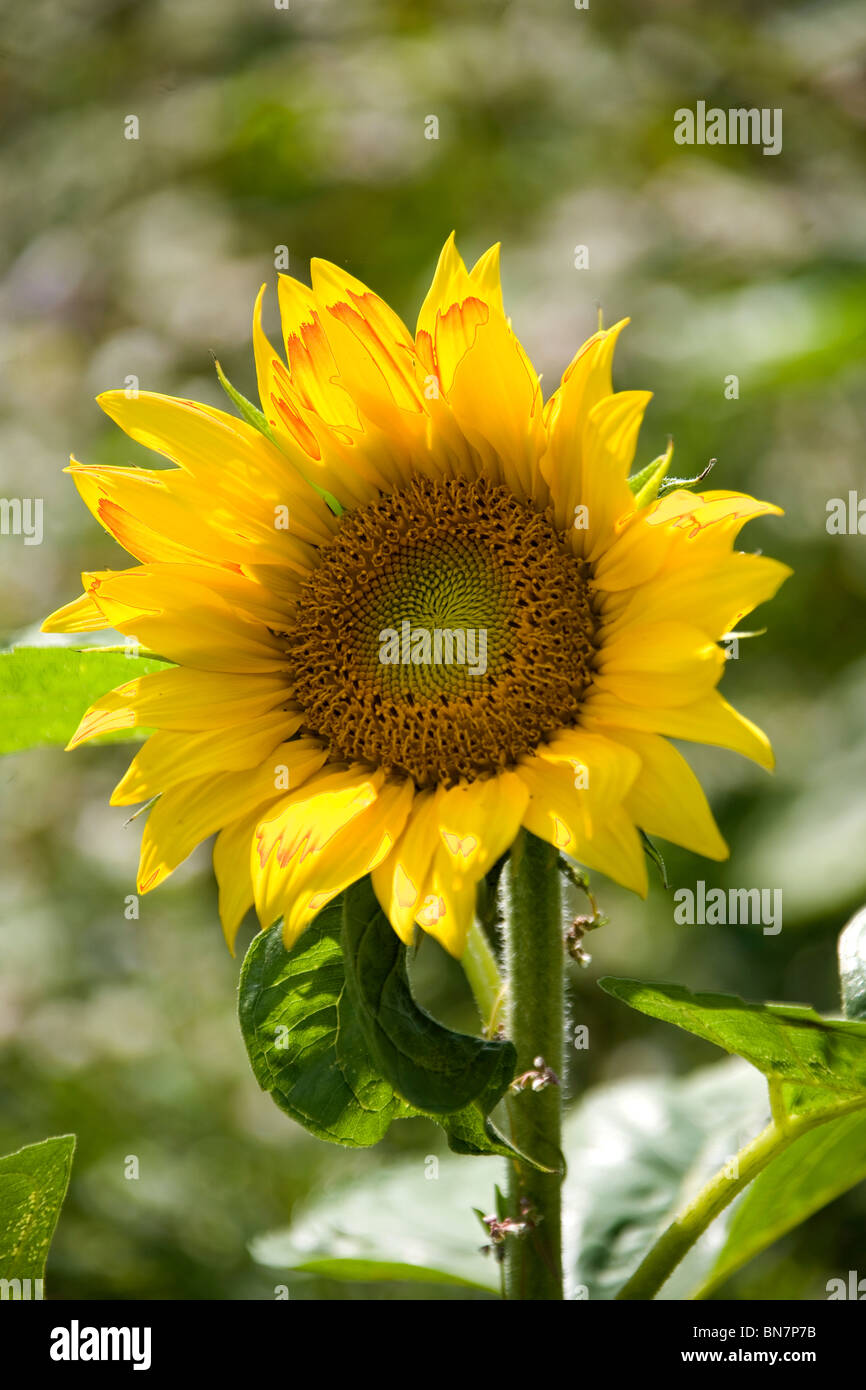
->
462, 921, 507, 1036
617, 1096, 866, 1300
503, 830, 565, 1301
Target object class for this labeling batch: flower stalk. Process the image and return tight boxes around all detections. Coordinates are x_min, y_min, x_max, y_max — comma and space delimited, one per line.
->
502, 830, 565, 1300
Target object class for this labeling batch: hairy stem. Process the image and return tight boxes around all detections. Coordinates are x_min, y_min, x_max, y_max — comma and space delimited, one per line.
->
503, 830, 565, 1301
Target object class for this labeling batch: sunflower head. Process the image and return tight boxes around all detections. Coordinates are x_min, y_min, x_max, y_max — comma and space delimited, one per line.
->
44, 234, 790, 957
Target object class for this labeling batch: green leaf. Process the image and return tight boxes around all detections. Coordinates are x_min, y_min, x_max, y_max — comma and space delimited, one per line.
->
695, 1108, 866, 1298
839, 906, 866, 1022
0, 1135, 75, 1287
627, 442, 673, 507
598, 976, 866, 1120
341, 875, 517, 1117
239, 904, 411, 1147
251, 1154, 501, 1294
0, 647, 167, 754
239, 896, 528, 1161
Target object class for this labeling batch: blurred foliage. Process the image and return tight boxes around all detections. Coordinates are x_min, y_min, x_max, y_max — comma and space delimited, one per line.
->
1, 0, 865, 1299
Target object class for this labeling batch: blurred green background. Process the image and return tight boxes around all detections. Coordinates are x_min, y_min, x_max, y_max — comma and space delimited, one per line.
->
1, 0, 865, 1300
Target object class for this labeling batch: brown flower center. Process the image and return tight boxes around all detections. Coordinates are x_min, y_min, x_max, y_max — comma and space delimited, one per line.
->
287, 475, 598, 788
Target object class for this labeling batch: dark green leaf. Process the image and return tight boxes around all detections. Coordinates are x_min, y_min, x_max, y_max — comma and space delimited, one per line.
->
341, 875, 517, 1116
239, 904, 411, 1147
0, 1135, 75, 1286
239, 896, 529, 1161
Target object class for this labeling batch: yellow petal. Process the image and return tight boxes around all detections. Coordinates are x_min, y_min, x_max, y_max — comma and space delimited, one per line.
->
414, 868, 478, 959
594, 620, 726, 707
214, 811, 259, 954
82, 567, 291, 673
371, 787, 446, 944
527, 727, 642, 837
253, 283, 382, 509
137, 738, 328, 892
111, 709, 303, 806
282, 777, 414, 946
579, 390, 651, 561
252, 766, 385, 929
468, 243, 505, 316
41, 591, 108, 633
518, 753, 647, 896
595, 488, 785, 596
541, 318, 630, 531
582, 689, 775, 770
252, 767, 415, 945
69, 458, 319, 574
97, 389, 338, 546
613, 729, 729, 860
310, 258, 423, 414
446, 309, 544, 501
603, 553, 792, 644
416, 772, 530, 956
68, 668, 289, 747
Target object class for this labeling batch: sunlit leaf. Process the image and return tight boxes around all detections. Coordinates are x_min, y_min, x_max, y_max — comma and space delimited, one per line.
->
0, 648, 165, 754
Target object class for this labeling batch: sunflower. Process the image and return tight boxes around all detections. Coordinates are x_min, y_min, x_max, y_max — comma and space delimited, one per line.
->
43, 235, 790, 957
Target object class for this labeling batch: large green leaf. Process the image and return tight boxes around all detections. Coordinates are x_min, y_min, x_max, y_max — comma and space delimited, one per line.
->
695, 1108, 866, 1298
239, 896, 523, 1159
599, 976, 866, 1120
0, 1135, 75, 1288
0, 647, 166, 754
341, 876, 517, 1117
239, 903, 411, 1147
251, 1155, 501, 1294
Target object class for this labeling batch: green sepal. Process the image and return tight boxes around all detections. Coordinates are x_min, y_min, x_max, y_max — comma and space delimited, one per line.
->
214, 357, 344, 516
627, 440, 673, 507
214, 357, 277, 442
